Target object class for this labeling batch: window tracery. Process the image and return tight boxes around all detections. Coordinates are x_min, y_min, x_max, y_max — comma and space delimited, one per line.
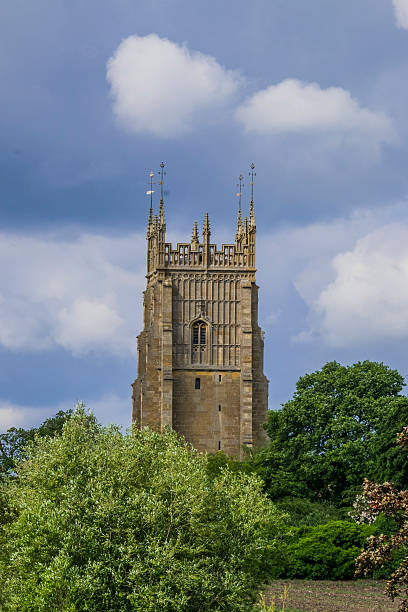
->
192, 320, 208, 364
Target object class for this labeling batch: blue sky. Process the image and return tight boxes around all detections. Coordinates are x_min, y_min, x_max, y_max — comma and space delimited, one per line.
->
2, 0, 408, 430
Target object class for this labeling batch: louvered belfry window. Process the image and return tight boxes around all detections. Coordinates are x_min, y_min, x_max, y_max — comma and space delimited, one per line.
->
193, 321, 206, 345
192, 321, 208, 364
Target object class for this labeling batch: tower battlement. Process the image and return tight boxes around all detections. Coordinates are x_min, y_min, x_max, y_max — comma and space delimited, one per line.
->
132, 164, 268, 459
162, 241, 253, 269
146, 207, 256, 273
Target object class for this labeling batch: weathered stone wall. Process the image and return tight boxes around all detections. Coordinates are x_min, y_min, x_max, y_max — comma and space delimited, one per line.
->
251, 283, 269, 448
132, 282, 162, 430
173, 370, 241, 456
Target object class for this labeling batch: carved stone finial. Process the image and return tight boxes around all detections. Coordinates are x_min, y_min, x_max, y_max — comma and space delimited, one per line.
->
236, 208, 243, 242
249, 163, 256, 228
236, 173, 244, 242
147, 203, 153, 237
203, 212, 210, 237
192, 220, 199, 246
157, 162, 166, 226
249, 200, 255, 228
159, 200, 165, 226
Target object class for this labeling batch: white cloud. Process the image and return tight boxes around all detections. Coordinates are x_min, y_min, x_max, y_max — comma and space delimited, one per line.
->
235, 79, 394, 147
106, 33, 240, 137
0, 231, 146, 356
0, 400, 40, 430
257, 206, 397, 314
315, 224, 408, 346
3, 206, 408, 362
0, 393, 131, 431
256, 203, 408, 348
55, 299, 124, 354
393, 0, 408, 29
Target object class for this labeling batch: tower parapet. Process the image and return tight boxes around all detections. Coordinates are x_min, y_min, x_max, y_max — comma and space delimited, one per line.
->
147, 208, 256, 272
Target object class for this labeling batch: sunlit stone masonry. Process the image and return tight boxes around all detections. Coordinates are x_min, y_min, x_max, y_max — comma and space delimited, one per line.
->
132, 165, 268, 459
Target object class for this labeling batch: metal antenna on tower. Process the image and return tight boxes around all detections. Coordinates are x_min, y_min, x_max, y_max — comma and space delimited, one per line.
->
236, 173, 244, 211
146, 170, 155, 208
158, 161, 166, 202
249, 163, 256, 203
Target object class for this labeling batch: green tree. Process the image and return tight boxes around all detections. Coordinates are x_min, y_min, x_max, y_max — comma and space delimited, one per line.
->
356, 426, 408, 609
253, 361, 408, 504
0, 407, 286, 612
0, 409, 74, 480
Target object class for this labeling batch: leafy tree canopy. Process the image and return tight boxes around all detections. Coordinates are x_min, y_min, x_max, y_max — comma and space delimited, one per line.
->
253, 361, 408, 504
0, 409, 74, 480
0, 407, 286, 612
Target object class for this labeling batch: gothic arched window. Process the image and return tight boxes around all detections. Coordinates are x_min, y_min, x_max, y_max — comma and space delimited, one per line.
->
192, 321, 206, 345
192, 321, 208, 364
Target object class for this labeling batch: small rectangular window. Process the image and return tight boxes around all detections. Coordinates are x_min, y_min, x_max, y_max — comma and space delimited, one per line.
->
195, 377, 200, 390
218, 405, 221, 412
218, 441, 221, 450
218, 375, 222, 383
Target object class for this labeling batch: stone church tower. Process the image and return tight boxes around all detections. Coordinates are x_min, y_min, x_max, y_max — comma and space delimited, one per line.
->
132, 164, 268, 458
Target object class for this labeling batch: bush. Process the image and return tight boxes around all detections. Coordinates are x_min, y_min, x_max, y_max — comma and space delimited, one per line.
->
274, 497, 345, 527
0, 408, 286, 612
273, 521, 376, 580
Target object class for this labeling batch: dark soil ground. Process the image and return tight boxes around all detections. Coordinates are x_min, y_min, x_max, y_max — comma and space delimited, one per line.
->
263, 579, 401, 611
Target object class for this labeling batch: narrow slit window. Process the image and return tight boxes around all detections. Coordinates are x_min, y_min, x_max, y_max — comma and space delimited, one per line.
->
218, 405, 221, 412
218, 441, 221, 450
218, 375, 222, 383
195, 377, 200, 390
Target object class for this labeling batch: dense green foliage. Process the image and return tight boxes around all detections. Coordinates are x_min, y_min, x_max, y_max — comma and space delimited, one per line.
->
0, 408, 286, 612
206, 450, 252, 479
253, 361, 408, 504
273, 521, 377, 580
2, 358, 407, 600
274, 497, 345, 527
0, 409, 73, 479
